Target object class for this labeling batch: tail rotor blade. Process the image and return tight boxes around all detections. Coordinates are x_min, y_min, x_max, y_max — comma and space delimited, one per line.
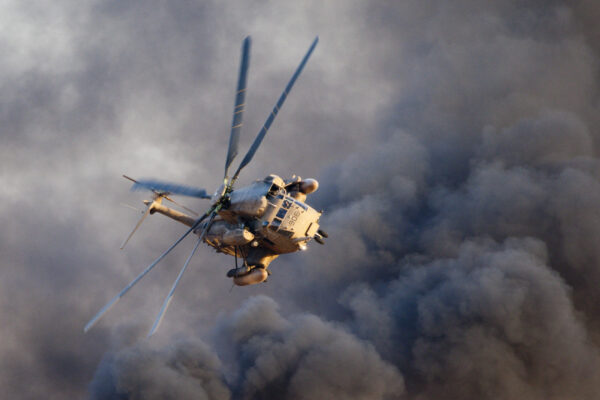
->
163, 195, 199, 216
120, 203, 144, 213
120, 205, 152, 250
231, 37, 318, 185
147, 213, 216, 337
123, 174, 138, 184
225, 36, 251, 181
124, 175, 204, 215
84, 217, 206, 333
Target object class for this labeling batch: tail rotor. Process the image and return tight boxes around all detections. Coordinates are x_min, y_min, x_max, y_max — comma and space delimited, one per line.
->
120, 195, 163, 250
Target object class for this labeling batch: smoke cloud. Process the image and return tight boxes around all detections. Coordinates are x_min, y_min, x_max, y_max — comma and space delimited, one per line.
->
90, 338, 229, 400
3, 0, 600, 399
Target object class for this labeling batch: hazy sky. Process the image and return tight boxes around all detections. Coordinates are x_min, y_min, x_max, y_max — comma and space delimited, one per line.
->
2, 1, 600, 399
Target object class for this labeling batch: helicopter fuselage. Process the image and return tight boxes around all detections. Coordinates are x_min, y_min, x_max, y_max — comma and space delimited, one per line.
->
150, 174, 321, 275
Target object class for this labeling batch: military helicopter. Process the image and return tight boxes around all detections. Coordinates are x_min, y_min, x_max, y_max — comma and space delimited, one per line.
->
85, 36, 327, 336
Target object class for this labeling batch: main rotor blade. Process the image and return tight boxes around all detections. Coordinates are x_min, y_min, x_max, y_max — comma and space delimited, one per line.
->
131, 178, 211, 199
224, 37, 251, 180
231, 37, 318, 185
147, 212, 216, 337
84, 214, 209, 333
120, 204, 152, 250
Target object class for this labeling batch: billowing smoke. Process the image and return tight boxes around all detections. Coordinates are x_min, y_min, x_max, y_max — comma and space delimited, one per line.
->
90, 338, 229, 400
3, 1, 600, 399
90, 119, 600, 399
91, 296, 404, 400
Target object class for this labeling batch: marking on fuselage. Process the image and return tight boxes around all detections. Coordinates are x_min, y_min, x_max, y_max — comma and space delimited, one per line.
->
294, 200, 308, 210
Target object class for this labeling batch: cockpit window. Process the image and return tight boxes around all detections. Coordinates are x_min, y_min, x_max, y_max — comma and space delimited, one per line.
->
276, 208, 287, 219
269, 218, 282, 231
269, 183, 281, 193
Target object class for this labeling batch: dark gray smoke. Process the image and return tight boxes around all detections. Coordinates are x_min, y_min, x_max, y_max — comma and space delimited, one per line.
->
90, 297, 404, 400
3, 1, 600, 399
89, 338, 229, 400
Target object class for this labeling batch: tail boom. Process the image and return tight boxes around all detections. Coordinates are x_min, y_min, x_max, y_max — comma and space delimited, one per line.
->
149, 202, 196, 227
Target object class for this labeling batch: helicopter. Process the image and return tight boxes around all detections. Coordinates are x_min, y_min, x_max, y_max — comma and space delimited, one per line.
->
84, 36, 327, 337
